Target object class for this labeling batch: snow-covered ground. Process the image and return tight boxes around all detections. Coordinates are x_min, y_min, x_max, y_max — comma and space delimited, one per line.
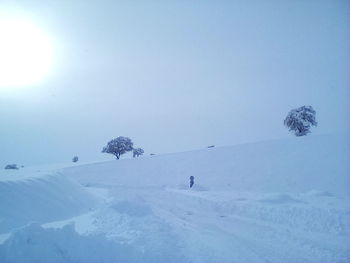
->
0, 134, 349, 262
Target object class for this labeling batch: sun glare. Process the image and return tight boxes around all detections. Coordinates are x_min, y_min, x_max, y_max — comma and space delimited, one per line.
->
0, 17, 54, 87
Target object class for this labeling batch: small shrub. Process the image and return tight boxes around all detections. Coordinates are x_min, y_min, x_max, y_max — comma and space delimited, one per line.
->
5, 164, 19, 170
133, 148, 144, 158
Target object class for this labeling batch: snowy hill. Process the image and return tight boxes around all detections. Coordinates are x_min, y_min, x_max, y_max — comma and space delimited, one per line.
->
0, 134, 349, 263
63, 134, 350, 195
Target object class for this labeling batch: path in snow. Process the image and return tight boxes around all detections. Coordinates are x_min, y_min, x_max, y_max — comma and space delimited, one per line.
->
39, 181, 348, 263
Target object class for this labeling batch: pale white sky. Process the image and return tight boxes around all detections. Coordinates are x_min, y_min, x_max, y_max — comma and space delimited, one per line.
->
0, 0, 349, 166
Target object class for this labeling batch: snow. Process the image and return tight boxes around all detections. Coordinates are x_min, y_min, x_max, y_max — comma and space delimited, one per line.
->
0, 134, 349, 262
0, 223, 146, 263
0, 173, 99, 234
62, 134, 350, 195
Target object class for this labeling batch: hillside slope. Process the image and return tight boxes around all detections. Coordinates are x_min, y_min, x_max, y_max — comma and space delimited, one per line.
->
63, 134, 350, 195
0, 134, 349, 263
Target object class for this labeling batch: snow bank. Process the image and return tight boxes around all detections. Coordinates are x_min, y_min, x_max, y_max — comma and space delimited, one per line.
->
0, 173, 98, 234
0, 223, 144, 263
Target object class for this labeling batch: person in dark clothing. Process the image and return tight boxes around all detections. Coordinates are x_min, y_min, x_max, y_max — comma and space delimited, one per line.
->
189, 176, 194, 188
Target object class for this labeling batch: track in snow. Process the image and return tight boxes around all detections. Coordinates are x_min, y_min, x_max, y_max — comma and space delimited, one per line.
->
62, 183, 349, 263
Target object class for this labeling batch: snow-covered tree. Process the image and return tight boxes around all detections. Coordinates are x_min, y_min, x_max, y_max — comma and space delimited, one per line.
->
133, 148, 144, 158
72, 156, 79, 162
284, 106, 317, 136
102, 136, 134, 159
4, 164, 19, 170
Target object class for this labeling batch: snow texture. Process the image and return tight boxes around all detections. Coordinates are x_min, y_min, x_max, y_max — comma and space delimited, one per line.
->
0, 134, 349, 262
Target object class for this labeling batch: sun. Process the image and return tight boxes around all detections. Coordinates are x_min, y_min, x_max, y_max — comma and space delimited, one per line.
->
0, 17, 54, 87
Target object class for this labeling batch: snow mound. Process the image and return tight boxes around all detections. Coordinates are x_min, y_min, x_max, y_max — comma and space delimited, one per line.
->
176, 183, 209, 191
0, 223, 143, 263
0, 173, 98, 234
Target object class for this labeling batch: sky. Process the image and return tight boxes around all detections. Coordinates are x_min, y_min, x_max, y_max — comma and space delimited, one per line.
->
0, 0, 349, 167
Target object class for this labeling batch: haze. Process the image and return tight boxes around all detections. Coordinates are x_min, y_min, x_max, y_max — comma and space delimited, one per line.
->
0, 0, 349, 167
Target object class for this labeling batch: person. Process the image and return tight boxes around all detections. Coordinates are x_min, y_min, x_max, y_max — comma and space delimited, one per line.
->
189, 176, 194, 188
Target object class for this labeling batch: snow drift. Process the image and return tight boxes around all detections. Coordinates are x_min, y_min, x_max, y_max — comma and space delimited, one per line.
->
0, 173, 98, 234
0, 222, 158, 263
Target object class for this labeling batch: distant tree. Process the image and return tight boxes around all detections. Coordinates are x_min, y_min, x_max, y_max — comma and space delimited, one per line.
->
284, 106, 317, 136
5, 164, 19, 170
72, 156, 79, 162
102, 136, 134, 159
133, 148, 144, 158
